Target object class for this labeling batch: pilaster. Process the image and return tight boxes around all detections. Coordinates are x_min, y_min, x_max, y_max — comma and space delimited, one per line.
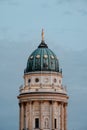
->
60, 103, 62, 130
21, 103, 24, 130
62, 103, 64, 130
40, 101, 43, 130
29, 101, 32, 130
64, 103, 67, 130
19, 103, 21, 130
50, 101, 52, 130
52, 101, 54, 130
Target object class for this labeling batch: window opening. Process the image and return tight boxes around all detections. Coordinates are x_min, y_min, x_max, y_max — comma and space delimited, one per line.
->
35, 118, 39, 128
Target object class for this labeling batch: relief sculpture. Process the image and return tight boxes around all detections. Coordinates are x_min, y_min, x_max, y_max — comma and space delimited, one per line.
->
45, 118, 49, 128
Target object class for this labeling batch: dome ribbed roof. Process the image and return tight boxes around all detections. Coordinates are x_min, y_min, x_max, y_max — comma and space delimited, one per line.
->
24, 40, 59, 73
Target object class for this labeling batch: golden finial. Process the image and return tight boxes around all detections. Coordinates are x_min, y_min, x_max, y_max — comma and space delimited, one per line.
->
41, 28, 44, 41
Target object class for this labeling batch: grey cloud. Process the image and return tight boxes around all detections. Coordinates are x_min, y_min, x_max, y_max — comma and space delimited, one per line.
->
62, 49, 87, 87
0, 27, 9, 33
0, 0, 6, 1
0, 27, 11, 40
56, 0, 87, 4
78, 9, 87, 15
0, 0, 10, 3
56, 0, 62, 4
8, 1, 20, 6
64, 11, 72, 15
0, 0, 19, 6
41, 3, 50, 8
63, 8, 87, 16
56, 0, 74, 5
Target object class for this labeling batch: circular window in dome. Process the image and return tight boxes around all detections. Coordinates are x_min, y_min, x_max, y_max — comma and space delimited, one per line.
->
54, 78, 57, 83
28, 79, 31, 83
51, 55, 55, 59
36, 55, 40, 59
44, 55, 48, 59
35, 78, 39, 83
30, 55, 33, 59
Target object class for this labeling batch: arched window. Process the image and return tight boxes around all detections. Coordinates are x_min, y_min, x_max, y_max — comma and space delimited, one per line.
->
35, 118, 39, 128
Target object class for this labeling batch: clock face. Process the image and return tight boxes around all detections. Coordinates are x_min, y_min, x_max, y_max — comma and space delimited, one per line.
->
44, 78, 49, 83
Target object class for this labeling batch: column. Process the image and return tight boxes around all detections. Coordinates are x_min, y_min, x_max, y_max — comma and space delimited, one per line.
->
21, 103, 24, 130
52, 101, 54, 130
26, 103, 29, 130
58, 102, 60, 130
28, 103, 30, 130
19, 103, 21, 130
50, 101, 52, 130
64, 103, 67, 130
62, 103, 64, 130
24, 103, 26, 130
60, 103, 62, 130
40, 101, 43, 130
29, 101, 32, 130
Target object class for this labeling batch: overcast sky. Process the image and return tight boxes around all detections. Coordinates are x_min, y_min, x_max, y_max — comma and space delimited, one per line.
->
0, 0, 87, 130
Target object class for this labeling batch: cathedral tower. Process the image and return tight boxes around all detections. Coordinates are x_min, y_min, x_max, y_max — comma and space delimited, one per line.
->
18, 30, 68, 130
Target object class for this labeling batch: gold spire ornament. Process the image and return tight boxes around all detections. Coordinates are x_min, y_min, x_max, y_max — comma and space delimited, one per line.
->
41, 29, 44, 41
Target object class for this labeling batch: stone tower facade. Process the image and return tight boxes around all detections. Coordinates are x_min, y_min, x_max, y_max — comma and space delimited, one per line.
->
17, 30, 68, 130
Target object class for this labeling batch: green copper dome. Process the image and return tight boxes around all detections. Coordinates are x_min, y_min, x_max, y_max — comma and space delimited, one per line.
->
24, 30, 60, 73
24, 41, 59, 73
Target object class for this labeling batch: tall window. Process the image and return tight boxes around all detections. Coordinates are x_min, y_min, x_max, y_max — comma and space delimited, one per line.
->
35, 118, 39, 128
54, 119, 57, 129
